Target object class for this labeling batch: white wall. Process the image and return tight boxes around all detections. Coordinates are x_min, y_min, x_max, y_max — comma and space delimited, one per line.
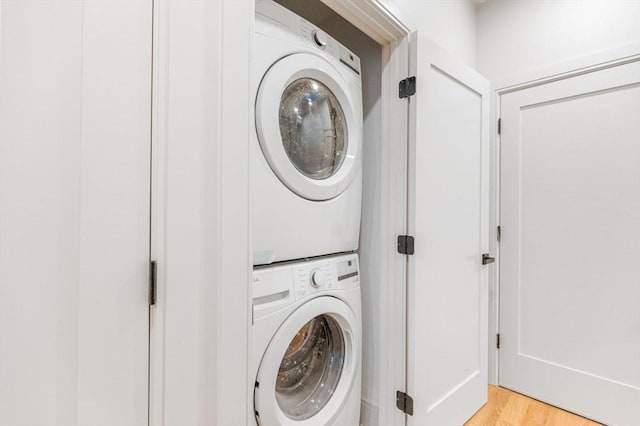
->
476, 0, 640, 81
381, 0, 477, 67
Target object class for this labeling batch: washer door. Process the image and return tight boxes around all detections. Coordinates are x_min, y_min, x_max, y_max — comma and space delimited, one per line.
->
256, 53, 361, 201
255, 297, 359, 425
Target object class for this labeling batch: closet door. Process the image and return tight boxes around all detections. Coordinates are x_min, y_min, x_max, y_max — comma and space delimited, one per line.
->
406, 34, 490, 426
0, 1, 152, 425
499, 59, 640, 426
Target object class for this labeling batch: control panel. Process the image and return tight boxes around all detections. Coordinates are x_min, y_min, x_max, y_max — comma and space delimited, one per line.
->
291, 253, 359, 302
255, 0, 361, 75
337, 257, 359, 282
300, 20, 361, 75
253, 253, 359, 319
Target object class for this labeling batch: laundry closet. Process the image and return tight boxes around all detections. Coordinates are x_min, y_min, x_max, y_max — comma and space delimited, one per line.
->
1, 1, 638, 425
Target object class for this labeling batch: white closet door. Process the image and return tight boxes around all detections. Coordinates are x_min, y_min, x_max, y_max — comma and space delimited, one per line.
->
406, 34, 490, 426
499, 59, 640, 426
0, 1, 152, 425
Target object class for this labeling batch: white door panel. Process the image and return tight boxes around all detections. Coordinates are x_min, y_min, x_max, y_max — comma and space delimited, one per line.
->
407, 34, 490, 426
0, 2, 151, 424
500, 60, 640, 426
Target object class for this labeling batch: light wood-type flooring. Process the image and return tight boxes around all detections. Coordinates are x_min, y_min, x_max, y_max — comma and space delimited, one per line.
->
465, 385, 602, 426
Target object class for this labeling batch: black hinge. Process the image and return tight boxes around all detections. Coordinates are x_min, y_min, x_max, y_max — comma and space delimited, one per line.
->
399, 76, 416, 99
496, 333, 501, 349
498, 118, 502, 135
482, 253, 495, 265
396, 391, 414, 415
497, 225, 501, 241
397, 235, 415, 255
149, 260, 157, 306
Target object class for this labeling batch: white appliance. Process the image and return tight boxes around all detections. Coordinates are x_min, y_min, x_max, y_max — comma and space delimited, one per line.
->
253, 0, 363, 265
252, 253, 362, 426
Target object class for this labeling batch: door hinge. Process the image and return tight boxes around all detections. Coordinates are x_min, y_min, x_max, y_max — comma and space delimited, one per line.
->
397, 235, 415, 255
497, 225, 501, 241
149, 260, 157, 306
482, 253, 495, 265
496, 333, 501, 349
396, 391, 414, 415
399, 76, 416, 99
498, 118, 502, 135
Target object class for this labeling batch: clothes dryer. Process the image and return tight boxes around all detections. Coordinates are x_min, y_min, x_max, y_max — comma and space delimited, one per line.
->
252, 253, 362, 425
253, 0, 363, 265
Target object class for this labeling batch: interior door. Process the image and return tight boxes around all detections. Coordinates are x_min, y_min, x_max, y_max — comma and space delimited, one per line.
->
499, 59, 640, 425
0, 1, 152, 424
406, 34, 490, 426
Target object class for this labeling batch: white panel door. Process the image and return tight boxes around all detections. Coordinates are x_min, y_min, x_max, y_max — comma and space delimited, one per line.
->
0, 1, 152, 425
499, 59, 640, 425
149, 1, 253, 425
406, 34, 490, 426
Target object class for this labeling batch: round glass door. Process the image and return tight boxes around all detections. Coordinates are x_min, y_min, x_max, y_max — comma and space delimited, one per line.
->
255, 53, 361, 201
275, 314, 345, 420
279, 78, 347, 180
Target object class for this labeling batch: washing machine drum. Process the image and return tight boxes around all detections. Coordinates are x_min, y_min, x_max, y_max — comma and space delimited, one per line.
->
256, 53, 361, 201
255, 297, 359, 425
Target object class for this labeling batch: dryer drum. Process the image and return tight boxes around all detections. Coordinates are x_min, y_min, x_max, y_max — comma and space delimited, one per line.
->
275, 314, 345, 420
279, 78, 347, 180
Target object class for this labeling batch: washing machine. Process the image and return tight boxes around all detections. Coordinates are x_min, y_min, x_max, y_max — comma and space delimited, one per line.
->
253, 0, 363, 265
252, 253, 362, 425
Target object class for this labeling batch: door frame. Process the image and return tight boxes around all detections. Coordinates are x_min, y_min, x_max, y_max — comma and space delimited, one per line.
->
489, 42, 640, 384
148, 0, 414, 424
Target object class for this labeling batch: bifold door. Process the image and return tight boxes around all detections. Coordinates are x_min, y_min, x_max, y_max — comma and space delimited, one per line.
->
0, 1, 152, 424
499, 58, 640, 426
405, 34, 491, 426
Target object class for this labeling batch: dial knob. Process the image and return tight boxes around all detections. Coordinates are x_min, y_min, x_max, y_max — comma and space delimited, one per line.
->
310, 270, 325, 288
312, 30, 328, 49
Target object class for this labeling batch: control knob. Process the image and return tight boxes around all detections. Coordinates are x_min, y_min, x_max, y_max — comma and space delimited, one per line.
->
310, 269, 326, 288
312, 30, 328, 49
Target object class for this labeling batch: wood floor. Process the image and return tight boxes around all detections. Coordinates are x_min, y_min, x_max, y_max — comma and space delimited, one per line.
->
465, 385, 602, 426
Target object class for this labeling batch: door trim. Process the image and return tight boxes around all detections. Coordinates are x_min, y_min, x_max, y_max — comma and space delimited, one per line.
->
493, 43, 640, 92
320, 0, 410, 45
488, 43, 640, 384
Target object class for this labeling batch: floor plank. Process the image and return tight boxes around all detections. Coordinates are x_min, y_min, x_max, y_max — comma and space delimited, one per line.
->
465, 385, 602, 426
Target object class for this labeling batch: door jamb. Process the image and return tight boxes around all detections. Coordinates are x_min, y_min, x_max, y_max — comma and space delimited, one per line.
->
488, 42, 640, 385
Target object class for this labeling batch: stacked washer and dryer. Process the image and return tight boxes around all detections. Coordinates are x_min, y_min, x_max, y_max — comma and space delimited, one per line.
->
251, 0, 363, 425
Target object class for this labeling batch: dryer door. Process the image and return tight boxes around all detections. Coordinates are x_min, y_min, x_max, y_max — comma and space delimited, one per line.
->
254, 296, 359, 425
256, 53, 361, 201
